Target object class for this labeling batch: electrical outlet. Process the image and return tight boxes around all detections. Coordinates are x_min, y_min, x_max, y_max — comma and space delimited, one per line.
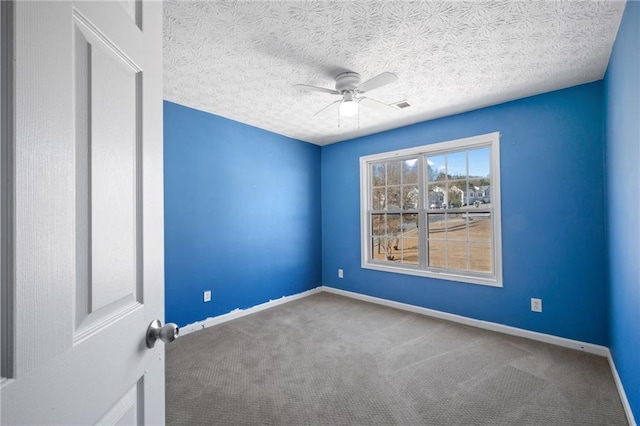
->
338, 269, 344, 279
531, 298, 542, 313
203, 290, 212, 303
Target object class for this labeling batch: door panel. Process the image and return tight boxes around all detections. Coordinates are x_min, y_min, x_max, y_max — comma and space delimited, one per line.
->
2, 1, 164, 424
88, 26, 139, 314
74, 12, 142, 336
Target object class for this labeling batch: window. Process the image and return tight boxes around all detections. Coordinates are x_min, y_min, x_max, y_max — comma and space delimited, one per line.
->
360, 132, 502, 287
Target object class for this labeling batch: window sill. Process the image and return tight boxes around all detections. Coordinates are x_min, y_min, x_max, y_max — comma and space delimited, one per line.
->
361, 261, 503, 288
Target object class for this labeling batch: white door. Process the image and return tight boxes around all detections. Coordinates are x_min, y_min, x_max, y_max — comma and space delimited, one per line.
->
1, 1, 166, 424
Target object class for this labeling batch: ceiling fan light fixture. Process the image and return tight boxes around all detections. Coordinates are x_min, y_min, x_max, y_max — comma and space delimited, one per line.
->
296, 71, 398, 120
339, 95, 359, 117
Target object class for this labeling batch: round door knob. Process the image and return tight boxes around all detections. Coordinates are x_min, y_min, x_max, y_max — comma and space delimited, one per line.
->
146, 319, 179, 348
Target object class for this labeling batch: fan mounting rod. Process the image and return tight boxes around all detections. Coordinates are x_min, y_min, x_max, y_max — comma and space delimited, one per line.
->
335, 72, 362, 93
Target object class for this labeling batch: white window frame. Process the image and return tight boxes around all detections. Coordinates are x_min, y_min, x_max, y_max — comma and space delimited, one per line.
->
360, 132, 502, 287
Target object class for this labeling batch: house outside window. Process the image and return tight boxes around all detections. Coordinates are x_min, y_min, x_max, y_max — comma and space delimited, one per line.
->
360, 132, 502, 287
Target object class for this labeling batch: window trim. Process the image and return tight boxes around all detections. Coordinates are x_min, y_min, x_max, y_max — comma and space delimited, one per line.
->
360, 132, 502, 287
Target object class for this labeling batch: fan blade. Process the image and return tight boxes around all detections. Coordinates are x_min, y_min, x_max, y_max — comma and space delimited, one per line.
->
294, 84, 340, 95
314, 99, 341, 116
359, 97, 395, 112
356, 72, 398, 93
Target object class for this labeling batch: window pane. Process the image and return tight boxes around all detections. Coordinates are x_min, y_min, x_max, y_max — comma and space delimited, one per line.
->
379, 238, 400, 262
470, 181, 491, 206
427, 185, 445, 209
468, 147, 490, 179
372, 163, 385, 186
401, 213, 419, 265
401, 238, 419, 265
372, 187, 386, 210
426, 155, 446, 182
403, 158, 418, 184
402, 213, 418, 236
387, 161, 401, 185
387, 214, 401, 236
427, 213, 445, 239
371, 237, 387, 261
447, 151, 466, 180
387, 186, 401, 209
428, 240, 446, 268
371, 214, 385, 236
447, 241, 468, 270
468, 212, 491, 242
483, 186, 492, 206
470, 242, 492, 272
446, 213, 467, 241
402, 185, 418, 210
447, 180, 466, 208
465, 181, 482, 207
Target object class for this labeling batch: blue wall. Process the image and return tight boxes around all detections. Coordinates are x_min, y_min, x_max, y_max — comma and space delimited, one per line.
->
605, 0, 640, 419
164, 101, 322, 327
322, 82, 608, 345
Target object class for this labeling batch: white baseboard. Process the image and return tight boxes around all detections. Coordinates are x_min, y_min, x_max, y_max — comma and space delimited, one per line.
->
181, 284, 610, 357
321, 286, 610, 357
179, 287, 322, 336
607, 351, 637, 426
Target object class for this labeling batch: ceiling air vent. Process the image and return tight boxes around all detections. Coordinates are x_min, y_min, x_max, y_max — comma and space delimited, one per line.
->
392, 100, 411, 109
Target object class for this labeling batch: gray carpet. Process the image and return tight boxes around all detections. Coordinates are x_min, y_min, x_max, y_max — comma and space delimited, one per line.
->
166, 292, 628, 425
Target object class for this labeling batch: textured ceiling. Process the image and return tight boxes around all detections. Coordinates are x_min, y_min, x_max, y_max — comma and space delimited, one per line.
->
163, 1, 625, 146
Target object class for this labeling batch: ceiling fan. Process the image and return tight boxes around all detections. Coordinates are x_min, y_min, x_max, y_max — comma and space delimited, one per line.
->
295, 71, 398, 118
